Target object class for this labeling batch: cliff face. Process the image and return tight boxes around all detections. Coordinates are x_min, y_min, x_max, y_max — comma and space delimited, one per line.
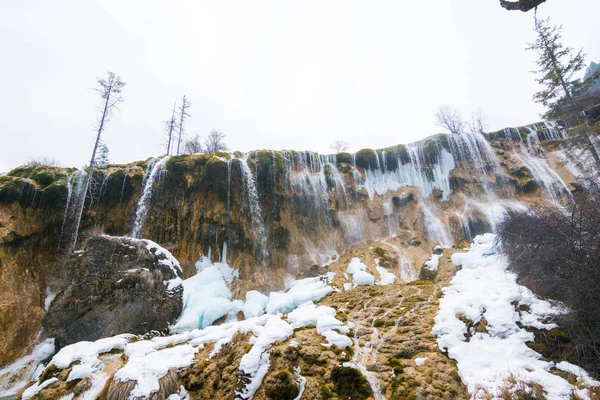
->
0, 121, 591, 367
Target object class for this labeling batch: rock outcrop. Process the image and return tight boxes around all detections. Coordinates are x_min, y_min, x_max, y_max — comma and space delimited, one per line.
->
42, 235, 183, 349
0, 120, 592, 367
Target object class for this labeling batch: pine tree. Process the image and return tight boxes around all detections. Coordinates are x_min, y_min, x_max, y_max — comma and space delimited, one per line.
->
527, 14, 600, 167
96, 142, 110, 166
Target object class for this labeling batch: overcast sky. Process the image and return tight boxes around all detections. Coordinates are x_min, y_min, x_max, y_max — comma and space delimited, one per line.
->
1, 0, 598, 172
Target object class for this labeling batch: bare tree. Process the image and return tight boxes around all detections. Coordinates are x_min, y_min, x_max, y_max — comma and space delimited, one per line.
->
435, 105, 464, 134
183, 134, 204, 154
71, 71, 125, 251
25, 156, 62, 167
466, 109, 489, 134
329, 139, 349, 153
204, 130, 228, 154
176, 95, 191, 156
165, 101, 177, 156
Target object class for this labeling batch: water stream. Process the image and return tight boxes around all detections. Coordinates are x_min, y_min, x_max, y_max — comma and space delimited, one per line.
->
131, 156, 170, 238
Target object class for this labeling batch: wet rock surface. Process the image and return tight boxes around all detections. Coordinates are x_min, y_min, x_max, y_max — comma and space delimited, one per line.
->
42, 235, 183, 349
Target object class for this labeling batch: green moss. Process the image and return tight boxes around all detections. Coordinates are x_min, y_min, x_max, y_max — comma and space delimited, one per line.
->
264, 370, 300, 400
353, 149, 378, 170
319, 384, 333, 399
336, 152, 353, 164
330, 366, 373, 400
7, 165, 68, 188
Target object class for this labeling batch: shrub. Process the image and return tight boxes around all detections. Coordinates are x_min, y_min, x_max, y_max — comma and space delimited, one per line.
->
496, 187, 600, 376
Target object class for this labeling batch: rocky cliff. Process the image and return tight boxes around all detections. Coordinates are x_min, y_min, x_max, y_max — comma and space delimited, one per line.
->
0, 121, 597, 399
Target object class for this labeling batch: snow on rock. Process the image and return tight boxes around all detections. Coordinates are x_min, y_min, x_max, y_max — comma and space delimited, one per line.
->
22, 273, 339, 399
414, 357, 427, 366
346, 257, 375, 286
375, 261, 396, 285
347, 257, 367, 274
294, 367, 306, 400
0, 339, 56, 397
114, 344, 199, 398
320, 330, 353, 349
265, 276, 333, 314
352, 270, 375, 286
287, 302, 336, 329
316, 315, 350, 334
237, 316, 294, 399
21, 378, 58, 400
433, 233, 598, 399
242, 290, 269, 319
423, 254, 441, 271
67, 364, 96, 382
51, 335, 132, 369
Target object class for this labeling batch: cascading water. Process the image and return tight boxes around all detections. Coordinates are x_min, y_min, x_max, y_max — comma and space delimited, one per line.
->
239, 154, 269, 258
119, 168, 129, 204
57, 169, 86, 249
503, 125, 571, 205
131, 156, 170, 238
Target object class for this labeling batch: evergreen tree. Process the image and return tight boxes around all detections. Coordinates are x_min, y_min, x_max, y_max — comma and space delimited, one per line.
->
527, 15, 600, 167
96, 142, 110, 166
527, 16, 585, 115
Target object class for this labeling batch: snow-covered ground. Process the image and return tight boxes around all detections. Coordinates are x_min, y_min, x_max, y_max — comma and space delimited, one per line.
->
433, 233, 600, 399
5, 247, 347, 400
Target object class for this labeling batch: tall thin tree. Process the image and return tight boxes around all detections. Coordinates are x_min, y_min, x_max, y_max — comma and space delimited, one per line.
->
176, 95, 191, 156
527, 14, 600, 167
165, 101, 177, 156
71, 71, 125, 251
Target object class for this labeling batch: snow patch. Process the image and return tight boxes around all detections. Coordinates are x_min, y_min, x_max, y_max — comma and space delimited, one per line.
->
433, 233, 598, 399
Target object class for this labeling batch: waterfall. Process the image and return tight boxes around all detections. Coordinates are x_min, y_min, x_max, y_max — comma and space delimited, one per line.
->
420, 200, 453, 248
119, 168, 129, 204
504, 126, 571, 205
131, 156, 170, 238
239, 154, 269, 258
361, 141, 455, 201
57, 169, 86, 249
382, 239, 416, 282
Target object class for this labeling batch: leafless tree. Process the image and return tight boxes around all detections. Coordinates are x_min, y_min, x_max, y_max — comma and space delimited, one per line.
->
176, 95, 191, 156
71, 71, 125, 251
165, 101, 177, 156
329, 139, 349, 153
25, 156, 62, 167
204, 130, 228, 154
183, 134, 204, 154
466, 109, 489, 134
435, 105, 464, 134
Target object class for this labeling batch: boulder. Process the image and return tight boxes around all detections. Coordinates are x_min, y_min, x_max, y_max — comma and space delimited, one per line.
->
43, 235, 183, 349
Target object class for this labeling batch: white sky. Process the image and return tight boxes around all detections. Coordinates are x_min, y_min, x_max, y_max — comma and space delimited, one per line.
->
1, 0, 599, 172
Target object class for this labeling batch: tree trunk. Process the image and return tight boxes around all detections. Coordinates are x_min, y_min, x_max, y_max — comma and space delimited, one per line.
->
70, 86, 112, 251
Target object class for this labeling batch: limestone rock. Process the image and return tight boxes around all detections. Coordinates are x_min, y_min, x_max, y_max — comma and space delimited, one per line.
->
43, 235, 183, 349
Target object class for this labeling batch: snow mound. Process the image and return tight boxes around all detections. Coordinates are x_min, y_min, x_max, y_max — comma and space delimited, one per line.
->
171, 255, 240, 332
265, 276, 333, 314
423, 254, 441, 271
346, 257, 375, 286
433, 233, 599, 399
